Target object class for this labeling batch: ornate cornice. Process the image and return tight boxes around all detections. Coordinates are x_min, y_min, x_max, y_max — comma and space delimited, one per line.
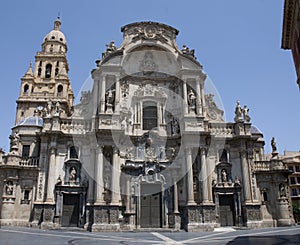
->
282, 0, 298, 49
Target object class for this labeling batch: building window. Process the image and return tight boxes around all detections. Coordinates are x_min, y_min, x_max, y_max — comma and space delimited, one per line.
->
219, 149, 228, 162
70, 146, 79, 159
297, 177, 300, 184
55, 68, 59, 76
289, 166, 294, 172
292, 188, 298, 196
22, 145, 30, 158
295, 165, 300, 172
45, 64, 52, 78
38, 68, 42, 77
142, 101, 157, 130
263, 191, 268, 202
57, 85, 63, 97
23, 84, 29, 95
290, 177, 296, 185
24, 190, 30, 200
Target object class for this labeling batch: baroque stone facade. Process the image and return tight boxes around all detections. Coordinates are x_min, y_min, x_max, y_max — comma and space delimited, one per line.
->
0, 19, 295, 231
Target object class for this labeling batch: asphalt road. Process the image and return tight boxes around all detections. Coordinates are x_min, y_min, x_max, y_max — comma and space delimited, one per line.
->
0, 226, 300, 244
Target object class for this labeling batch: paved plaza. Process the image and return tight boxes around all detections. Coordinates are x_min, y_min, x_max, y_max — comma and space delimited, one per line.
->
0, 226, 300, 244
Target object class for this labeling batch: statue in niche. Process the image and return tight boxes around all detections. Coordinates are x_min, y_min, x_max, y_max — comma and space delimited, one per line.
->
106, 89, 115, 106
221, 169, 227, 182
188, 90, 196, 106
234, 101, 243, 122
279, 183, 287, 198
243, 105, 251, 122
5, 181, 14, 195
54, 100, 62, 116
69, 167, 77, 182
271, 137, 277, 153
170, 117, 180, 135
104, 175, 110, 191
44, 100, 53, 117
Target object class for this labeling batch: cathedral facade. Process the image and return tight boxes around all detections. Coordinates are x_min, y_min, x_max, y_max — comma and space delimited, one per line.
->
0, 19, 294, 231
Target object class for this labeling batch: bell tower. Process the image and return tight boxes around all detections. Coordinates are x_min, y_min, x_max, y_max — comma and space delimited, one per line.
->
16, 17, 74, 125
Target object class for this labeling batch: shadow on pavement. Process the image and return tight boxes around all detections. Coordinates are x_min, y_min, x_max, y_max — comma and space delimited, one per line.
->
227, 234, 300, 245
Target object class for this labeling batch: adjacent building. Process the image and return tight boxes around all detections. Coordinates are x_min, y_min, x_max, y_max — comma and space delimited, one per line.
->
0, 19, 294, 231
282, 0, 300, 88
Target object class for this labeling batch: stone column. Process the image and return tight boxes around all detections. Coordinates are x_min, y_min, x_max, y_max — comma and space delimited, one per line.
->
46, 147, 56, 203
157, 103, 162, 127
87, 148, 95, 203
186, 148, 196, 205
200, 80, 206, 117
115, 76, 120, 113
111, 147, 121, 205
196, 79, 202, 115
100, 75, 106, 113
183, 81, 188, 115
240, 149, 251, 203
200, 148, 209, 204
95, 146, 105, 204
173, 179, 179, 213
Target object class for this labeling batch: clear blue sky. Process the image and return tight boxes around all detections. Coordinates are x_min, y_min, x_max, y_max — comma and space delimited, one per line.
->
0, 0, 299, 154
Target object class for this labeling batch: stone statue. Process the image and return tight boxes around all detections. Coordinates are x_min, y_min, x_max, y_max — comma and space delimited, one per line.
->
44, 100, 53, 117
170, 117, 180, 135
221, 169, 227, 182
69, 167, 76, 182
279, 183, 286, 197
121, 117, 127, 130
188, 90, 196, 106
234, 101, 243, 122
102, 41, 117, 58
54, 100, 62, 116
271, 137, 277, 153
106, 40, 116, 53
106, 89, 115, 106
5, 181, 14, 195
10, 131, 20, 148
243, 105, 251, 122
181, 45, 195, 58
56, 175, 62, 185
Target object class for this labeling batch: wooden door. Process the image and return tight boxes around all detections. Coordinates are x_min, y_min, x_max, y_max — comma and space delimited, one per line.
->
219, 195, 235, 226
62, 194, 80, 227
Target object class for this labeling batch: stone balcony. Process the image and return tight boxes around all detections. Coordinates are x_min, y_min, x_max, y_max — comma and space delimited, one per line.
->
253, 160, 288, 172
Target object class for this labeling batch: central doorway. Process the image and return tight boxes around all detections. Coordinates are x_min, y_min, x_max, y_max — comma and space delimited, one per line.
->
219, 195, 235, 226
62, 194, 80, 227
140, 184, 162, 228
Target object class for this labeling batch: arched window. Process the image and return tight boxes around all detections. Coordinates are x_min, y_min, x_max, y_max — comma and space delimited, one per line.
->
23, 84, 29, 95
55, 68, 59, 76
57, 85, 63, 97
45, 64, 52, 78
219, 149, 228, 162
70, 146, 79, 159
38, 68, 42, 77
143, 101, 157, 130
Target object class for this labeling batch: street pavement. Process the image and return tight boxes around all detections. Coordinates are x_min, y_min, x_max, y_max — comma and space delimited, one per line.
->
0, 226, 300, 244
